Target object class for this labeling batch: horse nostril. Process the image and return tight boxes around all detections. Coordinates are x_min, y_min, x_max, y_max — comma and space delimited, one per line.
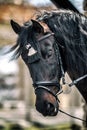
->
46, 102, 55, 114
36, 100, 58, 116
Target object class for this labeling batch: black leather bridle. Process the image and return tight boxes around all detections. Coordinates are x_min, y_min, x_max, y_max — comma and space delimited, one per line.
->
33, 32, 87, 100
33, 32, 63, 103
31, 32, 87, 122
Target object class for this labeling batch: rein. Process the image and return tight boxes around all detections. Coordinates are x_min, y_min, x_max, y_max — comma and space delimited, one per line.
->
59, 109, 87, 122
33, 32, 87, 122
34, 81, 87, 122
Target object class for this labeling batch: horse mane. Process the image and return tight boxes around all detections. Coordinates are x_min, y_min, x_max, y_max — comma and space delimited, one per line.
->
37, 10, 87, 75
8, 9, 87, 72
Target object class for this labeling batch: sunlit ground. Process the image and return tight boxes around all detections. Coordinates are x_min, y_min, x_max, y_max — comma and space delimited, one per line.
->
0, 122, 81, 130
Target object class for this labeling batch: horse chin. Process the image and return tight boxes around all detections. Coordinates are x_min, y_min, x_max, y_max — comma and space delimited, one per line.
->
48, 108, 58, 116
42, 106, 58, 117
35, 88, 59, 117
36, 101, 59, 117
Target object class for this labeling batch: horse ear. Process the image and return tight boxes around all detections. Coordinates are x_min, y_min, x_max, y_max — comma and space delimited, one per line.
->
31, 19, 44, 33
10, 20, 21, 34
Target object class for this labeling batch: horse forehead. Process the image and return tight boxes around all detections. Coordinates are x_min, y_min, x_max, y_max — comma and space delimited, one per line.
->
24, 20, 32, 27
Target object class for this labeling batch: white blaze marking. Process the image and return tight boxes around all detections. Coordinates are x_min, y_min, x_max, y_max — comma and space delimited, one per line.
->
28, 47, 37, 56
26, 44, 31, 49
25, 44, 37, 56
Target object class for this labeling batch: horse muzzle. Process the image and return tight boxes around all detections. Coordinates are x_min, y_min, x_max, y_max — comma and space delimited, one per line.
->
36, 99, 59, 116
35, 85, 59, 116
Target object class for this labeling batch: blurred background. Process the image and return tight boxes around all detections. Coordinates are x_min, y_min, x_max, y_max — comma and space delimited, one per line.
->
0, 0, 86, 130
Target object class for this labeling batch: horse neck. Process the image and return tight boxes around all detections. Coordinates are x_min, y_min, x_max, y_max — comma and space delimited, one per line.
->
58, 13, 87, 80
50, 12, 87, 101
43, 11, 87, 79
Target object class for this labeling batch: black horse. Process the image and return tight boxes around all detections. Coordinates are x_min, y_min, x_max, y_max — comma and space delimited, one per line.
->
9, 10, 87, 120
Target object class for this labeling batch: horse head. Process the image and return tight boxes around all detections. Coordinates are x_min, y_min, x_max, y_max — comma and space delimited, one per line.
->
10, 20, 62, 116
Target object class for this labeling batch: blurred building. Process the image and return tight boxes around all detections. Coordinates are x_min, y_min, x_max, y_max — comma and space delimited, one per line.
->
0, 0, 26, 5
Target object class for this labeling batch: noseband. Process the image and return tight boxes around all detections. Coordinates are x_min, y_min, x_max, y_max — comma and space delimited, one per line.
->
33, 81, 62, 102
